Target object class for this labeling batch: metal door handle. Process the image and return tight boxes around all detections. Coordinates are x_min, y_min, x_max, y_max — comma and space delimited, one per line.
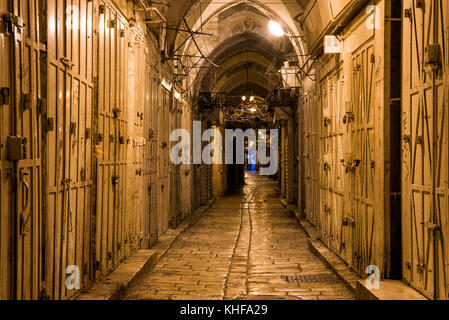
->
20, 174, 31, 235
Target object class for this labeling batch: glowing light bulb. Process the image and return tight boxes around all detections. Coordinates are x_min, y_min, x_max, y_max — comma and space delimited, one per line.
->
242, 96, 247, 101
250, 108, 257, 112
249, 96, 255, 102
269, 20, 284, 37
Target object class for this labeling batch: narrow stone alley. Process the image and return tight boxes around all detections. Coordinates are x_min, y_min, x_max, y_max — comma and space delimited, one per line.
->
128, 174, 354, 300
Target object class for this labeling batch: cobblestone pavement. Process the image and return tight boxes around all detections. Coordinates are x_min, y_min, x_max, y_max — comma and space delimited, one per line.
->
128, 173, 355, 300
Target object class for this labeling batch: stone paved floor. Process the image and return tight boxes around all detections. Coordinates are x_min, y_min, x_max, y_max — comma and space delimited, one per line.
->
128, 173, 355, 300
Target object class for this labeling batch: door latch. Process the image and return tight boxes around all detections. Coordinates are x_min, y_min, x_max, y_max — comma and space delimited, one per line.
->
6, 136, 27, 161
424, 44, 441, 66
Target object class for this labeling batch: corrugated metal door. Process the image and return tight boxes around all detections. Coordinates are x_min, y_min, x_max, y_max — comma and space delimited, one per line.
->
319, 63, 345, 256
280, 123, 287, 199
125, 27, 146, 255
179, 101, 192, 220
158, 87, 170, 235
148, 76, 159, 245
12, 0, 42, 300
303, 90, 320, 226
143, 58, 158, 247
402, 0, 448, 299
169, 98, 181, 227
95, 1, 128, 278
350, 41, 376, 275
43, 0, 95, 299
200, 120, 211, 205
0, 0, 14, 300
319, 79, 330, 245
0, 0, 42, 300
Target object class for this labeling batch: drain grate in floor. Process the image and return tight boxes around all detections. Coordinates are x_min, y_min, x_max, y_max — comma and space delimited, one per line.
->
281, 274, 338, 284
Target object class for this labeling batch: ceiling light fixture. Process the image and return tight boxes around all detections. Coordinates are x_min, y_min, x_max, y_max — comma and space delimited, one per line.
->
249, 96, 255, 102
242, 96, 247, 101
269, 20, 284, 37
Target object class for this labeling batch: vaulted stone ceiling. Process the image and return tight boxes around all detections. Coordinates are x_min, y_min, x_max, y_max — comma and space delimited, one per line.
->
161, 0, 309, 100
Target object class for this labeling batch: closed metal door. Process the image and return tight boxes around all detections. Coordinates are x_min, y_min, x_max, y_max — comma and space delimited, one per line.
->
43, 0, 95, 299
0, 0, 14, 300
95, 1, 128, 278
350, 41, 376, 275
158, 87, 170, 235
280, 123, 287, 199
125, 27, 146, 255
169, 98, 181, 227
180, 102, 193, 219
319, 64, 346, 257
319, 79, 330, 245
147, 76, 159, 246
1, 0, 43, 300
402, 0, 448, 299
303, 90, 320, 227
143, 57, 156, 247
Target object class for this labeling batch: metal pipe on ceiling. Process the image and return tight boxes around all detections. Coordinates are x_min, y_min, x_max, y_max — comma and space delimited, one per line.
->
136, 0, 167, 24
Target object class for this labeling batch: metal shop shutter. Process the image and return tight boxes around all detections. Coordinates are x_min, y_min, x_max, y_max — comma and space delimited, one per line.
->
402, 0, 448, 299
1, 0, 43, 300
43, 0, 96, 299
95, 0, 129, 279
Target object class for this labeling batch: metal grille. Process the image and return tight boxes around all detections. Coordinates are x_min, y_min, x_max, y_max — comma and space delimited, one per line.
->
281, 274, 338, 284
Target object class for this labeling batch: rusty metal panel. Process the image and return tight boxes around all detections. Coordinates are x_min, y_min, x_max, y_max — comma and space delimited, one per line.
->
402, 0, 448, 299
43, 0, 95, 299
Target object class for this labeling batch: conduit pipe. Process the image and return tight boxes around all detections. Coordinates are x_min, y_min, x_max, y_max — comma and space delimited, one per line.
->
136, 0, 167, 24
